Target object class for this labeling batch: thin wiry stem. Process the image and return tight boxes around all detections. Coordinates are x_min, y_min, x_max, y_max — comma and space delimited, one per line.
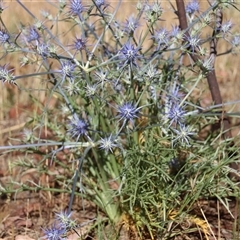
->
68, 146, 92, 214
0, 141, 95, 150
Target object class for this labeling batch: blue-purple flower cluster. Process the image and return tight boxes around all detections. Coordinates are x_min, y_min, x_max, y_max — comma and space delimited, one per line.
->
0, 64, 15, 84
185, 0, 199, 15
43, 211, 78, 240
163, 84, 195, 146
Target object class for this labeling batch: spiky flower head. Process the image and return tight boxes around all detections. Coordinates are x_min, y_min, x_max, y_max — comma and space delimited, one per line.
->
94, 0, 106, 8
71, 36, 87, 51
166, 84, 184, 104
99, 134, 118, 153
185, 0, 199, 15
59, 0, 67, 10
27, 27, 40, 43
68, 114, 89, 141
55, 211, 77, 230
201, 55, 215, 72
95, 69, 108, 82
144, 2, 163, 23
164, 84, 186, 126
85, 84, 98, 97
0, 64, 15, 84
41, 10, 52, 19
220, 20, 233, 34
167, 103, 186, 126
172, 124, 196, 146
119, 42, 141, 68
231, 34, 240, 47
152, 27, 169, 48
37, 43, 49, 57
22, 128, 34, 142
124, 15, 139, 33
65, 80, 80, 96
0, 29, 10, 45
61, 61, 76, 80
69, 0, 85, 15
94, 68, 109, 88
186, 33, 201, 52
145, 2, 163, 16
151, 2, 162, 14
117, 102, 141, 124
146, 64, 159, 79
170, 25, 182, 40
42, 222, 66, 240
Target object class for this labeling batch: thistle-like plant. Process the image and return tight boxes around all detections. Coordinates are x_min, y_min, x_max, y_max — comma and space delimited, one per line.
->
0, 0, 240, 239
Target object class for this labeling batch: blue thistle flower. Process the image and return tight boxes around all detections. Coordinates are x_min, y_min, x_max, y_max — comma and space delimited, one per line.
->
60, 61, 76, 81
151, 2, 163, 14
167, 103, 186, 126
99, 134, 118, 153
152, 27, 169, 48
201, 55, 215, 72
37, 43, 49, 57
185, 0, 199, 15
172, 124, 196, 146
71, 36, 87, 51
124, 15, 139, 33
95, 69, 108, 81
42, 223, 66, 240
220, 20, 233, 34
164, 84, 186, 126
85, 83, 98, 97
68, 114, 89, 141
27, 27, 40, 43
144, 2, 163, 23
117, 102, 141, 124
119, 42, 141, 68
231, 34, 240, 47
170, 25, 182, 40
94, 69, 108, 88
69, 0, 85, 15
0, 64, 15, 84
65, 80, 81, 96
94, 0, 106, 8
186, 34, 201, 52
146, 64, 159, 79
0, 29, 10, 44
55, 211, 77, 230
167, 84, 184, 104
145, 2, 163, 18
